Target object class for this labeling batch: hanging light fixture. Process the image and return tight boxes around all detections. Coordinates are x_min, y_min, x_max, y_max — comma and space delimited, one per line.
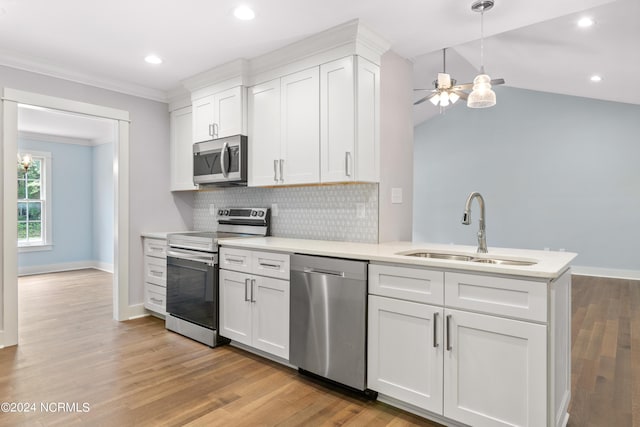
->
17, 152, 33, 172
467, 0, 497, 108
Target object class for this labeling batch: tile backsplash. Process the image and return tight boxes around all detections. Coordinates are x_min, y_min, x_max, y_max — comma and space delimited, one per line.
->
193, 183, 379, 243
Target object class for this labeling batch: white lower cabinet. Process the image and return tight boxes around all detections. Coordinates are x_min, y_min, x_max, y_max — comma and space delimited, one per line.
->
142, 237, 168, 315
219, 247, 290, 360
368, 263, 570, 427
368, 295, 443, 413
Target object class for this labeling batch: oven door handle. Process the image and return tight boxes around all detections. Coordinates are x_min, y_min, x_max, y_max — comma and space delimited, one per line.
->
167, 249, 217, 266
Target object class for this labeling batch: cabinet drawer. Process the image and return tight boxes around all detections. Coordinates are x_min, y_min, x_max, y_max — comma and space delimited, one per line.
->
144, 283, 166, 314
369, 264, 444, 305
144, 238, 167, 258
252, 250, 290, 280
220, 247, 252, 273
145, 256, 167, 286
444, 272, 547, 322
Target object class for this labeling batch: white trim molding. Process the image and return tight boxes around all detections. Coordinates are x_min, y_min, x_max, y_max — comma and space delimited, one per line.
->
571, 266, 640, 281
17, 261, 115, 276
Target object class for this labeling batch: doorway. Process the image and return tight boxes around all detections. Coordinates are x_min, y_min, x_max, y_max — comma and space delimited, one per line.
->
2, 88, 131, 347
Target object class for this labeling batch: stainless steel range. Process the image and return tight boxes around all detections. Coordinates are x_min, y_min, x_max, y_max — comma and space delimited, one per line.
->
165, 208, 270, 347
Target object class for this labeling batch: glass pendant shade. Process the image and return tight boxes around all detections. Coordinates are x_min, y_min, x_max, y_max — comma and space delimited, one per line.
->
439, 91, 450, 107
449, 92, 460, 104
429, 93, 441, 105
467, 74, 496, 108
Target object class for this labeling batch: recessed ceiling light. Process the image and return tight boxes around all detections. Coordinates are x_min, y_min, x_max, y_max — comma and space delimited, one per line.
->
590, 75, 602, 82
144, 54, 162, 65
233, 5, 255, 20
577, 17, 595, 28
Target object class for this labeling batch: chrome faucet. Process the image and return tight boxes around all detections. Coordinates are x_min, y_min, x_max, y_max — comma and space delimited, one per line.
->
462, 192, 487, 253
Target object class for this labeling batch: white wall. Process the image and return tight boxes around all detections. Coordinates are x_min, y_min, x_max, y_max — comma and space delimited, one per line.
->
413, 86, 640, 276
93, 141, 114, 270
378, 51, 414, 242
0, 64, 194, 314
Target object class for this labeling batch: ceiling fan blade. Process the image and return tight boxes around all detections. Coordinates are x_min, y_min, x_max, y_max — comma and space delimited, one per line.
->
414, 92, 438, 105
452, 82, 473, 90
452, 90, 468, 101
413, 88, 436, 91
491, 78, 505, 85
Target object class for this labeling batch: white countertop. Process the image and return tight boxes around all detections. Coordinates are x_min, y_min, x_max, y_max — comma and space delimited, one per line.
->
141, 231, 185, 240
217, 237, 577, 279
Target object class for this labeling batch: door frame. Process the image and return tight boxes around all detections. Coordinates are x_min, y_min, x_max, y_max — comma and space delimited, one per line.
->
1, 88, 131, 347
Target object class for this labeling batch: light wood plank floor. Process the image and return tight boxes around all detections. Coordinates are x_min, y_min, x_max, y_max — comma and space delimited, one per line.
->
1, 270, 638, 426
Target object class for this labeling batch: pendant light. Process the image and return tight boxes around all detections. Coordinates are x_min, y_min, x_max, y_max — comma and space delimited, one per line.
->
467, 0, 497, 108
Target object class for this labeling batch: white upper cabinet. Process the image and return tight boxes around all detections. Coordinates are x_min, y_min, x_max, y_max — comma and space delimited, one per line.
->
280, 67, 320, 185
169, 106, 196, 191
192, 86, 245, 143
248, 67, 320, 186
320, 56, 380, 183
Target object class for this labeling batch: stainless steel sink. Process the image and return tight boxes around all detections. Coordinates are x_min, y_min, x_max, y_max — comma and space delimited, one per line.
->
398, 251, 537, 266
403, 252, 474, 262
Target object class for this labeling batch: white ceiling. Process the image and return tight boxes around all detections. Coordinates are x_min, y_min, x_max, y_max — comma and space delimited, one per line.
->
2, 0, 636, 133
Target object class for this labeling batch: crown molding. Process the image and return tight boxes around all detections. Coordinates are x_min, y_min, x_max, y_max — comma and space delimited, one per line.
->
182, 58, 250, 93
0, 49, 169, 103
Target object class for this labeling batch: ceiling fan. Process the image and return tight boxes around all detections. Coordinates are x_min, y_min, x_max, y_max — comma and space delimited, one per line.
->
414, 48, 505, 108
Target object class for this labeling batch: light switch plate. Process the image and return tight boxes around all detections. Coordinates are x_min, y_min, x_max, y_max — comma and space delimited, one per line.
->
391, 188, 403, 204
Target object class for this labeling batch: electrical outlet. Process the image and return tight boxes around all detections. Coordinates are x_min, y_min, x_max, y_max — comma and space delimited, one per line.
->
209, 204, 216, 215
271, 203, 279, 217
356, 203, 366, 219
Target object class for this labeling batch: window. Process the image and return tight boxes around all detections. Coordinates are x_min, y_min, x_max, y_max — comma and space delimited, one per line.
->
18, 151, 52, 251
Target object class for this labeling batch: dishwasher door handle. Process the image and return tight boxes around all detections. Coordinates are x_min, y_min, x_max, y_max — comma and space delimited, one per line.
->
302, 267, 345, 277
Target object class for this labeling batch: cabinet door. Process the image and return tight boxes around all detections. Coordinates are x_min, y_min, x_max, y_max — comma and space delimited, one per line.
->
368, 295, 443, 413
443, 308, 547, 427
214, 86, 244, 138
219, 269, 252, 345
281, 67, 320, 185
170, 106, 196, 191
251, 276, 290, 359
320, 57, 355, 183
354, 56, 380, 182
192, 95, 215, 143
248, 79, 281, 186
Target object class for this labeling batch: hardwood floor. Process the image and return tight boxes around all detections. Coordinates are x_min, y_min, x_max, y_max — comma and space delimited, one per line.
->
1, 270, 638, 426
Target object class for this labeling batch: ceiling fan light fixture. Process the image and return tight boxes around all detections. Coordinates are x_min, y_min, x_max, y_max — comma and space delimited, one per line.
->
449, 92, 460, 104
467, 74, 496, 108
429, 93, 441, 105
440, 91, 450, 107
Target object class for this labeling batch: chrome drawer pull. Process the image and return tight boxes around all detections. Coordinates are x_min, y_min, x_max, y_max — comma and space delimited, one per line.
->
433, 312, 439, 348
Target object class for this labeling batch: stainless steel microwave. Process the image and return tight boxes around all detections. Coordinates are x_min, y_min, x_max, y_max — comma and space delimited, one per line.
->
193, 135, 247, 186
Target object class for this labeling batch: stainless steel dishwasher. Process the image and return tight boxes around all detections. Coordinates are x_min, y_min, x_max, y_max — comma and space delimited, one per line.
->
290, 254, 370, 393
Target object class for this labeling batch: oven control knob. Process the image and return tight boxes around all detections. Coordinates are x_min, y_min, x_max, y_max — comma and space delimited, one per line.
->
258, 211, 264, 217
251, 211, 257, 217
218, 209, 223, 215
224, 209, 229, 215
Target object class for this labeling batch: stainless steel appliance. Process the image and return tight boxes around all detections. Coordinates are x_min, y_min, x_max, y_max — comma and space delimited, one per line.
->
290, 254, 371, 392
166, 208, 269, 347
193, 134, 247, 187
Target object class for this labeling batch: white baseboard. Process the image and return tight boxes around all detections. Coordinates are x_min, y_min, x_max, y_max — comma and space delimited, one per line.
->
18, 260, 113, 276
127, 304, 149, 320
571, 266, 640, 281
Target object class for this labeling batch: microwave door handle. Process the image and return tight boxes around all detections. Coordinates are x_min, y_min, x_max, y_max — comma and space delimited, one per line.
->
220, 141, 229, 177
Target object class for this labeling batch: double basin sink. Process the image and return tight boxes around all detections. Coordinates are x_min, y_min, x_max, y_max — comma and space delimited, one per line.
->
397, 251, 537, 266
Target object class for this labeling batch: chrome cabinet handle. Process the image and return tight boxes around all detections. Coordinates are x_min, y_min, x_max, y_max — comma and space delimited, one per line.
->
150, 270, 164, 276
279, 159, 284, 182
244, 278, 250, 302
213, 123, 219, 139
250, 279, 256, 303
208, 124, 214, 137
345, 152, 352, 177
221, 140, 229, 177
273, 159, 279, 182
226, 257, 243, 264
259, 262, 280, 269
150, 297, 163, 304
433, 312, 439, 348
446, 314, 452, 351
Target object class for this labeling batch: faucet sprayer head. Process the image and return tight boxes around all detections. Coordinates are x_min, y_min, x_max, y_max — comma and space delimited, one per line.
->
462, 211, 471, 225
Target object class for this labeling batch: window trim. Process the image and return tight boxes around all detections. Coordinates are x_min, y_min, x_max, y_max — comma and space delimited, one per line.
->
17, 150, 52, 252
